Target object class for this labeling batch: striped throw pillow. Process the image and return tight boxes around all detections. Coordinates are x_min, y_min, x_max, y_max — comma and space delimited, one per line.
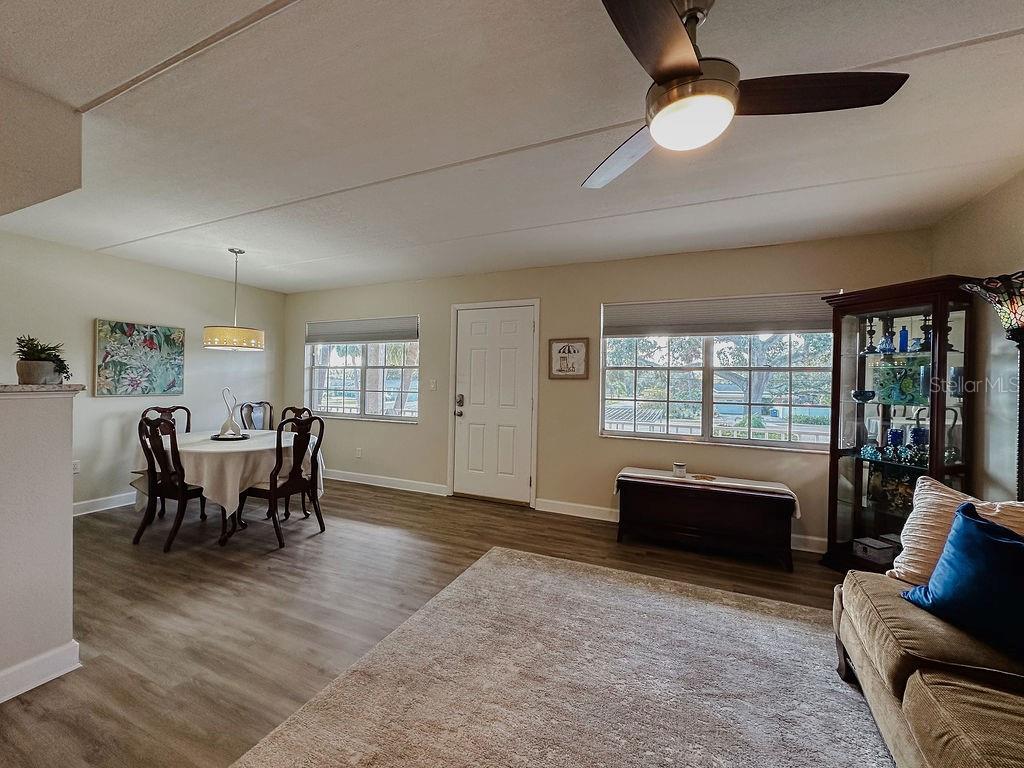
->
888, 476, 1024, 585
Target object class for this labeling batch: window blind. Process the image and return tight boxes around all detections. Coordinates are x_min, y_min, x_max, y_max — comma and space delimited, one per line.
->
602, 291, 836, 337
305, 315, 419, 344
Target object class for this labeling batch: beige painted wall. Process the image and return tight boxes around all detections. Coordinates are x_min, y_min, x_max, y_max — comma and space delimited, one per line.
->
932, 170, 1024, 500
284, 231, 933, 544
0, 232, 286, 504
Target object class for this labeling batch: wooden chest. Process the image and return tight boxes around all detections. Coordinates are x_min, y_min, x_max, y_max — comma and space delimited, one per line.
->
616, 476, 795, 571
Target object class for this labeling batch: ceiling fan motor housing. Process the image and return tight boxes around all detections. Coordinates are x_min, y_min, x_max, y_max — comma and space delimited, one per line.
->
671, 0, 715, 26
645, 58, 740, 127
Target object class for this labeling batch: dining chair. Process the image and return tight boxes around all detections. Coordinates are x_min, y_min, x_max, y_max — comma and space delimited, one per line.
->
140, 405, 192, 519
239, 415, 325, 548
134, 415, 207, 552
280, 406, 312, 424
141, 405, 192, 432
277, 406, 315, 519
240, 401, 274, 430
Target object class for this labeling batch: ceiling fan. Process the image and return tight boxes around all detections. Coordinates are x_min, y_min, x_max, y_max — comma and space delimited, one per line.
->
582, 0, 909, 188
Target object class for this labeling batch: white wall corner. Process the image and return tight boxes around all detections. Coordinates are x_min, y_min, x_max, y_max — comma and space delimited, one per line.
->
0, 640, 80, 705
323, 469, 448, 496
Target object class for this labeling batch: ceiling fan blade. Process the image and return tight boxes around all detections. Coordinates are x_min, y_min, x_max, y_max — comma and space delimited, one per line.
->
736, 72, 909, 115
601, 0, 701, 82
582, 126, 655, 189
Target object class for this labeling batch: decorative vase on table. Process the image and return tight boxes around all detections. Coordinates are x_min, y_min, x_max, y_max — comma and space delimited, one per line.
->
219, 387, 242, 437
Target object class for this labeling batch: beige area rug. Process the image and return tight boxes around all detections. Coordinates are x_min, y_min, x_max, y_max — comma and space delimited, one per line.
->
233, 548, 892, 768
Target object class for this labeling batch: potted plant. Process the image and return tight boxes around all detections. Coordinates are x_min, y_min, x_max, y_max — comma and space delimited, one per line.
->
14, 335, 72, 384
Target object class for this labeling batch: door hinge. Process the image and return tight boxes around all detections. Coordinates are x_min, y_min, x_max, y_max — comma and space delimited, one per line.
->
529, 475, 533, 487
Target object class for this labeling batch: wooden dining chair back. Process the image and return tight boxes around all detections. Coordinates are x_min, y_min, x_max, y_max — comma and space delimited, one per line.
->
240, 401, 274, 430
134, 415, 206, 552
140, 405, 192, 433
273, 415, 324, 496
240, 415, 325, 548
138, 415, 186, 491
279, 406, 312, 430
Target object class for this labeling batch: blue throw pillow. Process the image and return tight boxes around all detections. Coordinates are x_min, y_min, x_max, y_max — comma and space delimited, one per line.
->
902, 501, 1024, 659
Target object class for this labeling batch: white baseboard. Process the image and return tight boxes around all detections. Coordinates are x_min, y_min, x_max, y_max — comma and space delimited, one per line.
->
535, 498, 618, 522
73, 491, 136, 517
323, 469, 448, 497
0, 640, 80, 705
790, 534, 828, 554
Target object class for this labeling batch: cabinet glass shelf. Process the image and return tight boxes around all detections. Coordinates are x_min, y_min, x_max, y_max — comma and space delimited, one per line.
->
823, 276, 975, 573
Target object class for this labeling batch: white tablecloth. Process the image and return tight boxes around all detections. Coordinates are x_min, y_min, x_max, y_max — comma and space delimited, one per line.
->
615, 466, 801, 519
133, 430, 325, 513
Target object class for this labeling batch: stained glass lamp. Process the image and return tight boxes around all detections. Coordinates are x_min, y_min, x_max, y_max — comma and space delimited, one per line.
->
203, 248, 265, 352
961, 270, 1024, 499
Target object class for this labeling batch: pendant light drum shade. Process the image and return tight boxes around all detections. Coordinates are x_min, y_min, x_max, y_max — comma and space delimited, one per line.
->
202, 325, 265, 351
202, 248, 266, 352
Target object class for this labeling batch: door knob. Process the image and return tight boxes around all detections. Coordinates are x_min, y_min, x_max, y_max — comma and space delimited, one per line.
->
455, 410, 464, 417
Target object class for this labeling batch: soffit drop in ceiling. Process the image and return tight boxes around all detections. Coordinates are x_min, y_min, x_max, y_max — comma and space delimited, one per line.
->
1, 0, 1023, 292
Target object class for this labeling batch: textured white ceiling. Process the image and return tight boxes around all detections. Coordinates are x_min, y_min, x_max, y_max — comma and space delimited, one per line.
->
1, 0, 1023, 292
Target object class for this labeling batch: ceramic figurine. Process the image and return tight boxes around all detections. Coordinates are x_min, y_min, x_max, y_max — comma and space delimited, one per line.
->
219, 387, 242, 437
878, 330, 896, 355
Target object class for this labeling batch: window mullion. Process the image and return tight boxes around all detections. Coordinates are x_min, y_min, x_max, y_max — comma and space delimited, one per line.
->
701, 337, 714, 439
360, 344, 368, 416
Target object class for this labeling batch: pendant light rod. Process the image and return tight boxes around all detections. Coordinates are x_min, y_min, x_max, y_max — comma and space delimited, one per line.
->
203, 247, 264, 352
228, 247, 245, 328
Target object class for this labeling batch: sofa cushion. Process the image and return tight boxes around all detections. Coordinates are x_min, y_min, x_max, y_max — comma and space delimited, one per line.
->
904, 503, 1024, 658
903, 670, 1024, 768
841, 571, 1024, 698
890, 476, 1024, 585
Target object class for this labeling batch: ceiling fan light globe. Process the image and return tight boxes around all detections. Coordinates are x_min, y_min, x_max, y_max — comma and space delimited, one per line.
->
645, 58, 740, 152
649, 94, 735, 151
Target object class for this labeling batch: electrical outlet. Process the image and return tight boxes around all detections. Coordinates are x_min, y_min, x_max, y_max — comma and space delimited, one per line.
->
355, 447, 362, 458
72, 459, 81, 474
429, 379, 437, 391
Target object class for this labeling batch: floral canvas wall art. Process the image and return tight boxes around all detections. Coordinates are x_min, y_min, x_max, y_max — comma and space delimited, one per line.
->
95, 319, 185, 396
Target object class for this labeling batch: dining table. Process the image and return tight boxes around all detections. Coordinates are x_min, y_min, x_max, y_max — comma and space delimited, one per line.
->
133, 429, 325, 519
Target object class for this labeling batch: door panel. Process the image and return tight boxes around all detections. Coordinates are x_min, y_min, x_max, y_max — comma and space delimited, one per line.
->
454, 305, 535, 503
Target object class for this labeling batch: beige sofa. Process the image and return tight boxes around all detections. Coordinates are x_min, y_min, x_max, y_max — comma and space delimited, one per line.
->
834, 570, 1024, 768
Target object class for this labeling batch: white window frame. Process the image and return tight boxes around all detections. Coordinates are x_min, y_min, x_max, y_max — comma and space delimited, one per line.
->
305, 340, 420, 423
599, 333, 832, 450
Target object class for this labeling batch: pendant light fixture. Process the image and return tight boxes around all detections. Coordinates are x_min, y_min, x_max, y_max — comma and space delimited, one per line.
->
202, 248, 265, 352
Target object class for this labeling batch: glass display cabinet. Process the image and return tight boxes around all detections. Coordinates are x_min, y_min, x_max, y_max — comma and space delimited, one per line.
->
822, 276, 977, 572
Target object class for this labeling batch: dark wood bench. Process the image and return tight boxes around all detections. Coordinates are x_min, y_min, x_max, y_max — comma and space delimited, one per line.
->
616, 473, 796, 571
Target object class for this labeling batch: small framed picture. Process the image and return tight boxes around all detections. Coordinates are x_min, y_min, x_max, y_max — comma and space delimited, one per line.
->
549, 337, 589, 379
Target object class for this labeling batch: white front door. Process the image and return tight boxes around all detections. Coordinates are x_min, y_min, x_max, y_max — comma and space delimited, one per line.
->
454, 305, 535, 503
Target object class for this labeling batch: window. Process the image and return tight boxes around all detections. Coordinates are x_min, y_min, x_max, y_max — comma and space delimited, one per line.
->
304, 316, 419, 421
601, 332, 833, 447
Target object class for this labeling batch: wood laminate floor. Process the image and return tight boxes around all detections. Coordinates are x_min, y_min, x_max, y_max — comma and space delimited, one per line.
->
0, 480, 842, 767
